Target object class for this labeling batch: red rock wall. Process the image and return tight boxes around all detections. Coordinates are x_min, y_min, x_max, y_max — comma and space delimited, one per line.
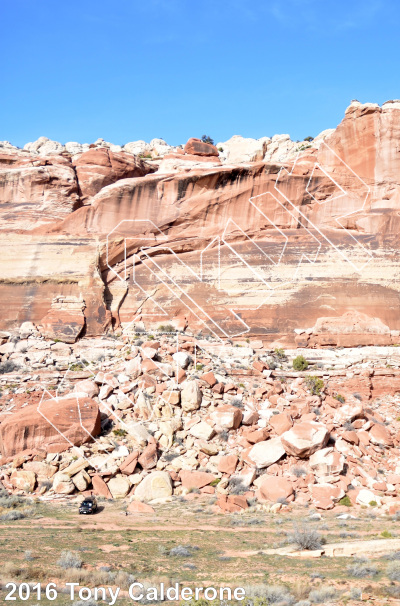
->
1, 102, 399, 342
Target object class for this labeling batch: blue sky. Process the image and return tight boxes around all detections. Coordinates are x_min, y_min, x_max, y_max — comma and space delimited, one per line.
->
1, 0, 398, 147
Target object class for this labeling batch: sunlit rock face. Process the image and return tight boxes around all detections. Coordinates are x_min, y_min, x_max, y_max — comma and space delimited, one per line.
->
1, 101, 400, 344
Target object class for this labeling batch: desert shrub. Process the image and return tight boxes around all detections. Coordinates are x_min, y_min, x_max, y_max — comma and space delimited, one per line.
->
338, 495, 352, 507
291, 467, 307, 478
383, 551, 400, 560
231, 396, 243, 408
293, 355, 309, 371
0, 494, 24, 508
57, 550, 83, 569
244, 584, 294, 604
0, 360, 19, 374
157, 324, 175, 333
274, 348, 287, 360
304, 136, 314, 142
201, 135, 215, 145
228, 477, 246, 495
381, 530, 393, 538
349, 587, 362, 600
347, 557, 378, 578
333, 393, 345, 403
305, 376, 324, 395
387, 560, 400, 581
0, 510, 27, 521
308, 586, 337, 604
288, 524, 323, 550
163, 452, 179, 462
218, 429, 229, 442
169, 545, 192, 557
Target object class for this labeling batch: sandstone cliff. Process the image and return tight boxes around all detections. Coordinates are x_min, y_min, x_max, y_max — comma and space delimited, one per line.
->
1, 100, 400, 345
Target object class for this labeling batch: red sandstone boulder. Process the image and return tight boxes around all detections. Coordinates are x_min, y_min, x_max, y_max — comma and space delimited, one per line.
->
183, 138, 219, 157
138, 442, 158, 469
218, 454, 238, 475
258, 476, 294, 502
0, 396, 101, 458
119, 451, 139, 475
210, 405, 242, 429
180, 470, 216, 490
217, 494, 248, 513
39, 308, 85, 344
269, 412, 293, 435
73, 148, 155, 202
92, 474, 112, 498
127, 501, 155, 514
369, 423, 393, 447
281, 422, 329, 458
311, 483, 344, 510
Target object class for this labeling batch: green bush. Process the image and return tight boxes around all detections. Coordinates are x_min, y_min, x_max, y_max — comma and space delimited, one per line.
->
201, 135, 214, 145
333, 393, 346, 403
305, 376, 324, 395
158, 324, 175, 333
293, 355, 309, 371
339, 495, 352, 507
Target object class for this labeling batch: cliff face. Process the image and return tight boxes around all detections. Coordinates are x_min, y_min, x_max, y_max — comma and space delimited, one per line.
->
1, 101, 400, 344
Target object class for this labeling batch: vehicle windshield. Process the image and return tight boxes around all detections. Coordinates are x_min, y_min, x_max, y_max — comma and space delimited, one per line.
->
81, 501, 93, 506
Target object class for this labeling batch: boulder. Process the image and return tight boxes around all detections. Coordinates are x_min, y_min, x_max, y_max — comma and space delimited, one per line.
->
134, 471, 173, 502
189, 421, 215, 441
74, 379, 99, 398
269, 412, 293, 435
248, 438, 286, 468
92, 474, 112, 498
39, 308, 85, 344
217, 494, 248, 512
210, 405, 242, 430
107, 475, 131, 498
183, 138, 219, 157
72, 470, 90, 491
180, 470, 216, 490
127, 501, 155, 514
309, 447, 344, 477
218, 454, 238, 475
53, 472, 75, 494
172, 352, 191, 369
119, 451, 139, 475
72, 148, 155, 202
0, 396, 101, 458
258, 476, 294, 502
200, 371, 217, 387
23, 461, 57, 481
62, 458, 89, 478
10, 470, 36, 492
217, 135, 270, 163
369, 424, 393, 447
281, 422, 329, 458
356, 489, 381, 507
180, 380, 202, 412
138, 443, 158, 470
311, 484, 345, 510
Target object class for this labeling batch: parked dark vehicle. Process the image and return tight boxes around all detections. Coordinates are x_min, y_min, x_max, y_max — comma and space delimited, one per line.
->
79, 497, 98, 514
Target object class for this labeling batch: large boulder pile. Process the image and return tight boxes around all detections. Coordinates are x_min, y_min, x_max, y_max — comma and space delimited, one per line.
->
1, 329, 400, 516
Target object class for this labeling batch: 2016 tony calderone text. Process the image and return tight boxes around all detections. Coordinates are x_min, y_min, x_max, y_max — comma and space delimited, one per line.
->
5, 581, 246, 604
